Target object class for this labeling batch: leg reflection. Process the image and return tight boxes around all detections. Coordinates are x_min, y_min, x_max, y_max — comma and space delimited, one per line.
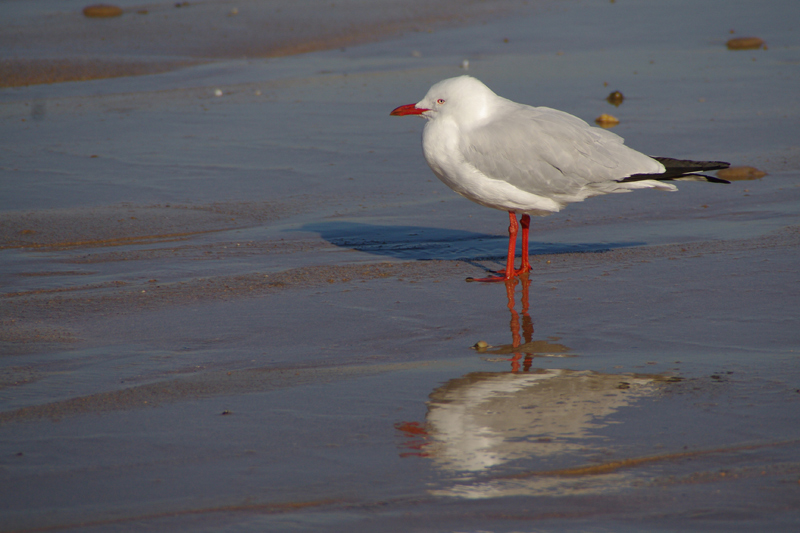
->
506, 275, 535, 372
476, 274, 571, 371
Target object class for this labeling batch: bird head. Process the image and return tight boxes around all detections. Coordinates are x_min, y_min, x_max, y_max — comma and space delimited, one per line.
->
390, 76, 498, 124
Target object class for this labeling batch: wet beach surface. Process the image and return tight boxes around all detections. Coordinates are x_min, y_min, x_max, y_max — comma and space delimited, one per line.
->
0, 0, 528, 87
1, 0, 799, 531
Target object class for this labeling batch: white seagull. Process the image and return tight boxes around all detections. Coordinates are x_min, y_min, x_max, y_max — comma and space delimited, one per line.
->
391, 76, 729, 282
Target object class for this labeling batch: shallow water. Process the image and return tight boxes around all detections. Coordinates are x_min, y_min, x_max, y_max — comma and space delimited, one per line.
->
1, 0, 799, 531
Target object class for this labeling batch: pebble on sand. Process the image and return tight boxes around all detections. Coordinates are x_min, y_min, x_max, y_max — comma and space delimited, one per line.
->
594, 113, 620, 128
726, 37, 766, 50
606, 91, 624, 107
82, 4, 123, 18
716, 166, 767, 181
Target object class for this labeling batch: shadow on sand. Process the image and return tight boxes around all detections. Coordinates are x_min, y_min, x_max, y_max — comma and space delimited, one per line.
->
301, 221, 643, 264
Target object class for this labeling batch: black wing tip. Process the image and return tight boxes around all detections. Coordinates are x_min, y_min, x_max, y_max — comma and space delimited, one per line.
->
620, 157, 732, 184
694, 174, 731, 184
652, 157, 731, 172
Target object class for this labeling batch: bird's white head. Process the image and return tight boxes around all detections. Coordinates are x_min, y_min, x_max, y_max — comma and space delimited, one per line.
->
390, 76, 498, 124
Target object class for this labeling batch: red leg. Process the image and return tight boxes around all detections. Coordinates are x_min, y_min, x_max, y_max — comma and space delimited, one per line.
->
503, 212, 519, 280
519, 214, 531, 275
467, 212, 519, 282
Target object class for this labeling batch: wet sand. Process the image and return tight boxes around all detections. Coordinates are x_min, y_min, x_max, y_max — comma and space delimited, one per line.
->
1, 0, 800, 531
1, 0, 529, 87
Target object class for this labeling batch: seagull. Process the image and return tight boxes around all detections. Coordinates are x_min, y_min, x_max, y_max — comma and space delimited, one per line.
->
390, 76, 729, 282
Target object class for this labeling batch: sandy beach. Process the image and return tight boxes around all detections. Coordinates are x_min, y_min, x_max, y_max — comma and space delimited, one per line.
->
1, 0, 799, 531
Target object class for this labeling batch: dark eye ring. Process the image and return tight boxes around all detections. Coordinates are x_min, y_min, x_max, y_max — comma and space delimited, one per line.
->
437, 99, 445, 104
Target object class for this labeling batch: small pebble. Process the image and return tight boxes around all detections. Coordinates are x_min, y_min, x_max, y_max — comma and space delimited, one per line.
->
595, 113, 620, 128
461, 59, 469, 70
717, 166, 767, 181
606, 91, 624, 107
82, 4, 123, 17
726, 37, 765, 50
473, 340, 489, 349
214, 89, 223, 97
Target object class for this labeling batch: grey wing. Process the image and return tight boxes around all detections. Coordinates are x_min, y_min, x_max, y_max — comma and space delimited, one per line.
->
459, 105, 664, 197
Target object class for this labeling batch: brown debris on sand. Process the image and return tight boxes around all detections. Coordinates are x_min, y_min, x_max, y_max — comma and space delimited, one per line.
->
726, 37, 766, 50
82, 4, 124, 18
594, 113, 620, 128
717, 166, 767, 181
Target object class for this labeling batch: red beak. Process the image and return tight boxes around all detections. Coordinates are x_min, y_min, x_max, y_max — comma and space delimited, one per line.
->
390, 103, 429, 116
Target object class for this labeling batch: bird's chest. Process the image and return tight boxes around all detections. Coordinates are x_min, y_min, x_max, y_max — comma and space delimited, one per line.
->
421, 120, 472, 189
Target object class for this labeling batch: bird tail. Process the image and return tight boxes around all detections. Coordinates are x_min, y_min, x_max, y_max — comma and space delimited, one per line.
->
621, 157, 731, 184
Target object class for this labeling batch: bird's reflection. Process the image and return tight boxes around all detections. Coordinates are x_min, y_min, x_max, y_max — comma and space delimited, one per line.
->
396, 277, 678, 498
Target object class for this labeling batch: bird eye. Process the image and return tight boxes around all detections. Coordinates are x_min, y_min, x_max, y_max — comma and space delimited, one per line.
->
437, 99, 445, 105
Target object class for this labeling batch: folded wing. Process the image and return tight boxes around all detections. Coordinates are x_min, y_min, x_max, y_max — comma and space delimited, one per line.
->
459, 104, 666, 201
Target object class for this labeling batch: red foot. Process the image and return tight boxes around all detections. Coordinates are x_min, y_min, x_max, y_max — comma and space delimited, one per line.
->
465, 212, 532, 282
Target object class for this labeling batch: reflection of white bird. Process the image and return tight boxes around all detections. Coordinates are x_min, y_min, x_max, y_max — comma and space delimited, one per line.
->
391, 76, 729, 281
424, 370, 661, 499
426, 370, 657, 471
